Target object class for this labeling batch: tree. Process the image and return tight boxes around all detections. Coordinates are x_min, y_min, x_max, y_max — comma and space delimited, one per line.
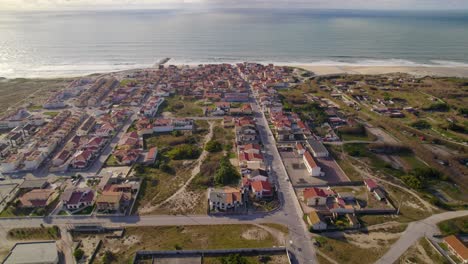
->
402, 175, 423, 189
101, 250, 116, 264
73, 248, 84, 261
221, 254, 248, 264
167, 144, 201, 160
410, 120, 431, 130
214, 156, 240, 185
172, 130, 183, 137
205, 140, 223, 152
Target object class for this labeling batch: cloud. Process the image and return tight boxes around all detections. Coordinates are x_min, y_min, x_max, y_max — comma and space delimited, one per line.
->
1, 0, 468, 10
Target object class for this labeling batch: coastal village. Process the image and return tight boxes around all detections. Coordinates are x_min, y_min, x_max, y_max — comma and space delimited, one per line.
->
0, 62, 466, 264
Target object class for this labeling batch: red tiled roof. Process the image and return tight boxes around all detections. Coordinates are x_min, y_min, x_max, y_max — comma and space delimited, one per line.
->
304, 151, 318, 168
303, 187, 335, 199
364, 179, 378, 189
444, 235, 468, 261
251, 180, 272, 193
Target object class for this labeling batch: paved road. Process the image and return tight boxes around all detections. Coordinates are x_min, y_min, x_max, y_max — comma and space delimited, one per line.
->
376, 210, 468, 264
251, 98, 318, 264
0, 214, 284, 229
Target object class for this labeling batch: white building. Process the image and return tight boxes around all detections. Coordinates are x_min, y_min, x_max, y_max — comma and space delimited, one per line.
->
303, 151, 322, 177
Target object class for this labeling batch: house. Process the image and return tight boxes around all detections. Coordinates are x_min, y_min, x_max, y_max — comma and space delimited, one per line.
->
239, 143, 261, 154
373, 188, 386, 201
70, 150, 94, 169
113, 149, 141, 165
118, 132, 140, 149
251, 180, 273, 198
364, 179, 379, 192
239, 152, 264, 170
153, 118, 174, 132
52, 150, 71, 166
96, 191, 127, 212
243, 168, 268, 178
143, 147, 158, 164
296, 142, 305, 156
19, 189, 55, 208
24, 151, 46, 170
19, 178, 49, 191
303, 187, 335, 207
303, 151, 322, 177
1, 153, 24, 173
444, 235, 468, 264
76, 116, 96, 136
307, 211, 327, 230
208, 187, 244, 211
306, 139, 329, 157
173, 118, 194, 131
61, 188, 95, 211
84, 137, 106, 152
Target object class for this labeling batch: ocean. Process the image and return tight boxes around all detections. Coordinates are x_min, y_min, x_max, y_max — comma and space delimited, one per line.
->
1, 9, 468, 78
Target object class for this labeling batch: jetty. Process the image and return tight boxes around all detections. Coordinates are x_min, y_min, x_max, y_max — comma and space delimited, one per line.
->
154, 57, 171, 67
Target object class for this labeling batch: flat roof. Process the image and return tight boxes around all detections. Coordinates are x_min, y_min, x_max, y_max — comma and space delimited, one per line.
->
19, 178, 48, 189
307, 139, 329, 154
3, 241, 58, 264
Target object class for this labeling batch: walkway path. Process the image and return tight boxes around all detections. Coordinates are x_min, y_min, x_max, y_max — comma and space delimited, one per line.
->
376, 210, 468, 264
139, 121, 214, 213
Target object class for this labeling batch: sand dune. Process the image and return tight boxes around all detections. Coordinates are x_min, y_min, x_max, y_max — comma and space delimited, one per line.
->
292, 65, 468, 77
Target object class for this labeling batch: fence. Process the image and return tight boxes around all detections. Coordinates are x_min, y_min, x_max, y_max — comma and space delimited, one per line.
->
132, 247, 289, 263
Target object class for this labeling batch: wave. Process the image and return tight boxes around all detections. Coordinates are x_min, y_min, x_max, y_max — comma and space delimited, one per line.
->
2, 58, 468, 78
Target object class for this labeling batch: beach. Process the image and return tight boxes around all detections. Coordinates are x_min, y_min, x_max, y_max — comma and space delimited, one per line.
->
292, 65, 468, 77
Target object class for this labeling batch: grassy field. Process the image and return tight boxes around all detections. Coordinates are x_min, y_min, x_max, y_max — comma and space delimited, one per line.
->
160, 95, 204, 117
188, 123, 235, 191
327, 145, 363, 181
133, 160, 195, 210
7, 226, 61, 240
398, 238, 449, 264
437, 216, 468, 236
0, 78, 73, 114
315, 233, 398, 264
94, 225, 282, 263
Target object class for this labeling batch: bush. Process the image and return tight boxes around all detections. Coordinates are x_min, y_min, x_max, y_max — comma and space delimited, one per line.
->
167, 144, 201, 160
221, 254, 248, 264
223, 142, 233, 152
205, 140, 223, 152
424, 102, 450, 112
337, 124, 366, 136
74, 248, 84, 261
214, 156, 241, 185
411, 120, 431, 130
101, 250, 116, 264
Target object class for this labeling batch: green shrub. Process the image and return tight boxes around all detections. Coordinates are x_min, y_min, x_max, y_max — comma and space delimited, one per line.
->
205, 140, 223, 152
214, 156, 240, 185
411, 120, 431, 130
74, 248, 84, 261
167, 144, 201, 160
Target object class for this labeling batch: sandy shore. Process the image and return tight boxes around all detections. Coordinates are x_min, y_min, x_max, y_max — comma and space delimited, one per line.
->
291, 65, 468, 77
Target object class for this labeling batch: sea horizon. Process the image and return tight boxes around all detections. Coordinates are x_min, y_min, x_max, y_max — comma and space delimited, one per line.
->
1, 8, 468, 78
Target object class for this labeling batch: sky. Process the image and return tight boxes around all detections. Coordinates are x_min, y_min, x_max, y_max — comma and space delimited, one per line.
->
1, 0, 468, 11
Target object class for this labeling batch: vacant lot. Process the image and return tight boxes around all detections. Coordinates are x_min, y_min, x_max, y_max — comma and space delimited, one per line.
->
133, 160, 196, 213
437, 216, 468, 236
398, 238, 448, 264
0, 77, 73, 114
90, 225, 283, 263
160, 96, 204, 117
315, 229, 402, 264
